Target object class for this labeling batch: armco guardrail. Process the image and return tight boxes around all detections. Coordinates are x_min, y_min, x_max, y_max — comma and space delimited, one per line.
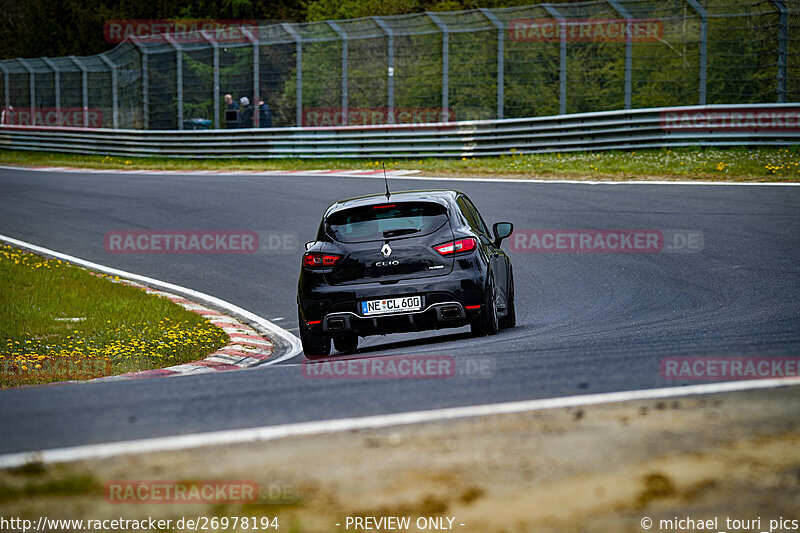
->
1, 104, 798, 159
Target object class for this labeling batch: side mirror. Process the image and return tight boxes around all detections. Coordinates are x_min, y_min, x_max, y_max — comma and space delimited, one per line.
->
305, 241, 315, 251
492, 222, 514, 246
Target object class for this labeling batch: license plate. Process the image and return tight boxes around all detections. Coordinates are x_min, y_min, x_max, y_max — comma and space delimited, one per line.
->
361, 296, 423, 316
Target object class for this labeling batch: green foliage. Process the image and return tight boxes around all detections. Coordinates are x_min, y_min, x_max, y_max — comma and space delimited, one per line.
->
307, 0, 428, 21
303, 0, 633, 21
0, 0, 305, 59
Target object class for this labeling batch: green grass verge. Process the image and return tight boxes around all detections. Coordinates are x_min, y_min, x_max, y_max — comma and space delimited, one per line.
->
0, 462, 101, 504
0, 473, 100, 503
0, 244, 229, 387
1, 146, 799, 181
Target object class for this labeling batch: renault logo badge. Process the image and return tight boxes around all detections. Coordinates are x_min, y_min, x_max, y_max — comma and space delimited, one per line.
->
381, 243, 392, 258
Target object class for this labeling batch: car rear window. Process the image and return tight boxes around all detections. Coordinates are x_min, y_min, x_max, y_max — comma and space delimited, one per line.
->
326, 202, 448, 243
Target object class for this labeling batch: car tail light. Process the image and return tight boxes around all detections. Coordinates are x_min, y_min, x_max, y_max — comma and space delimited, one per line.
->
433, 237, 477, 256
303, 252, 342, 268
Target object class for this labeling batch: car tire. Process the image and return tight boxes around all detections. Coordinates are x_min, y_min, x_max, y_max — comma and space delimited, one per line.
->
500, 271, 516, 329
333, 333, 358, 353
471, 276, 499, 337
298, 309, 331, 357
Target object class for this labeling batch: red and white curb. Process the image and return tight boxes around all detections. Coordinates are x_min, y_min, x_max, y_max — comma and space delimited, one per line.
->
0, 233, 303, 383
90, 277, 275, 382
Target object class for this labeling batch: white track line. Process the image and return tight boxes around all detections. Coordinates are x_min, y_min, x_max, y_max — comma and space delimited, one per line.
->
297, 170, 800, 186
0, 378, 797, 468
0, 234, 303, 365
1, 164, 798, 186
376, 174, 800, 186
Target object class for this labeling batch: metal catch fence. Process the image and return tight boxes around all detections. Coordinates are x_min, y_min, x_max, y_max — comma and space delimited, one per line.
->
0, 0, 797, 131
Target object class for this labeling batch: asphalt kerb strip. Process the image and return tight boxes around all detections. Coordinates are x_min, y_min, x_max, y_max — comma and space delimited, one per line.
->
5, 166, 421, 179
4, 164, 800, 186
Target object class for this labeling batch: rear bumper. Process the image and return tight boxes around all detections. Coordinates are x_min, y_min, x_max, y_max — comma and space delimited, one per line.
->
298, 272, 484, 336
323, 301, 468, 335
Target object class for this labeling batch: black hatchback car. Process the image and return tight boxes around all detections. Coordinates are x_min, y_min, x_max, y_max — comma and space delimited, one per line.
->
297, 189, 515, 356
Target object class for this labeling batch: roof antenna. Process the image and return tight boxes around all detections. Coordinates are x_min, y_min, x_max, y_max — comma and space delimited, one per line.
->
383, 162, 391, 200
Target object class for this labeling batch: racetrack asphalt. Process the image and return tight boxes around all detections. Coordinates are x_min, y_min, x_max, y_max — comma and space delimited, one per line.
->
1, 167, 799, 454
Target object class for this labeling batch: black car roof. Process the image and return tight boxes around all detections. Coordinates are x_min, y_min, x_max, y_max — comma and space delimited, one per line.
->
324, 189, 462, 216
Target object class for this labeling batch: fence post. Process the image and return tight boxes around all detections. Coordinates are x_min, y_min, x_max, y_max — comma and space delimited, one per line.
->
68, 55, 89, 128
16, 58, 35, 125
542, 5, 568, 115
200, 30, 220, 129
327, 21, 349, 125
241, 27, 260, 128
427, 13, 449, 120
682, 0, 707, 105
0, 63, 9, 118
770, 0, 788, 103
282, 23, 303, 127
99, 53, 119, 129
372, 17, 395, 124
606, 0, 632, 109
42, 58, 61, 126
164, 35, 184, 130
479, 8, 505, 120
129, 38, 149, 129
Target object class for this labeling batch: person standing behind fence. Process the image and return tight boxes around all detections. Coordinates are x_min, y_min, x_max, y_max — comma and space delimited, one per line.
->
258, 97, 272, 128
224, 94, 239, 129
238, 97, 254, 129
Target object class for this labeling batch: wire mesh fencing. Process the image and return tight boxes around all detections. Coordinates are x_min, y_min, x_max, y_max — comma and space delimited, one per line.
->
0, 0, 796, 130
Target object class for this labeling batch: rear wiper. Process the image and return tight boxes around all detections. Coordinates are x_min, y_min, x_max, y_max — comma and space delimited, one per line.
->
383, 228, 420, 238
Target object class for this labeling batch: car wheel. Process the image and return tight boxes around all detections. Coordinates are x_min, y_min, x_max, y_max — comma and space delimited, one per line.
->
500, 270, 516, 329
470, 276, 499, 337
333, 333, 358, 353
298, 309, 331, 357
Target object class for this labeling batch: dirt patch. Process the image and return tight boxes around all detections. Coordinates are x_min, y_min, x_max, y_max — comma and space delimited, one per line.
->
2, 385, 799, 532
